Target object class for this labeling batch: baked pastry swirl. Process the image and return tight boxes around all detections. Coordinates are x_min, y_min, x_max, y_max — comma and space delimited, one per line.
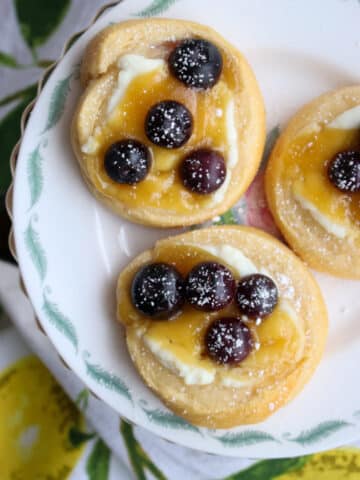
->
117, 226, 328, 427
266, 86, 360, 278
72, 19, 265, 227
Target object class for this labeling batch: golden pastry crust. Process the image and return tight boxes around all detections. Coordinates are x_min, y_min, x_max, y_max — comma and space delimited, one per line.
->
265, 86, 360, 278
117, 226, 328, 428
72, 19, 265, 227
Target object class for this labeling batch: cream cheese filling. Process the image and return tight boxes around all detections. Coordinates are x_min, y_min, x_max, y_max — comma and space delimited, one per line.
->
328, 104, 360, 130
108, 54, 165, 117
292, 104, 360, 238
144, 336, 216, 385
143, 244, 301, 387
81, 55, 238, 205
294, 192, 348, 239
81, 55, 165, 154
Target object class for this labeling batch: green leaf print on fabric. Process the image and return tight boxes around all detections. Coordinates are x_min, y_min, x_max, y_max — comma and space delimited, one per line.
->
223, 456, 311, 480
86, 439, 110, 480
0, 84, 38, 108
0, 84, 37, 194
68, 427, 96, 448
75, 388, 90, 412
14, 0, 71, 59
0, 51, 20, 68
120, 420, 167, 480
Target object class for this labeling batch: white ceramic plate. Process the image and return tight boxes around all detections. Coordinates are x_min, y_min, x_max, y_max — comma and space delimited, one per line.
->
12, 0, 360, 458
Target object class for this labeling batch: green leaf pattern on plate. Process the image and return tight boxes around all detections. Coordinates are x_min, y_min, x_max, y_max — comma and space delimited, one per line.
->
141, 406, 201, 434
42, 293, 78, 352
43, 71, 73, 132
86, 439, 111, 480
215, 430, 279, 447
24, 218, 47, 282
284, 420, 353, 445
83, 352, 132, 403
135, 0, 179, 17
214, 208, 238, 225
27, 144, 43, 209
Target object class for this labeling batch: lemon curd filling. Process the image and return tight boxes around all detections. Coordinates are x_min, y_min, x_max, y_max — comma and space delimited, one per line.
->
119, 243, 305, 387
283, 110, 360, 238
81, 53, 238, 213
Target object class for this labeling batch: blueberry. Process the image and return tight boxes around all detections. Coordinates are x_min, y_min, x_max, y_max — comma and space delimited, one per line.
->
145, 100, 193, 149
205, 317, 253, 365
169, 38, 223, 90
180, 149, 226, 194
236, 274, 278, 318
104, 139, 151, 184
131, 263, 184, 318
328, 150, 360, 193
185, 262, 235, 312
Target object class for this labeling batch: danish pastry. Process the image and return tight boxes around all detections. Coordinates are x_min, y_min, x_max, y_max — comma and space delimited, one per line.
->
117, 226, 327, 427
266, 86, 360, 278
72, 19, 265, 227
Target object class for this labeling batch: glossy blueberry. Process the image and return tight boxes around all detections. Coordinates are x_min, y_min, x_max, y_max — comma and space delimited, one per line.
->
205, 317, 253, 365
131, 263, 184, 318
169, 38, 223, 90
104, 139, 151, 184
236, 274, 278, 318
180, 149, 226, 194
328, 150, 360, 193
145, 100, 193, 149
185, 261, 235, 312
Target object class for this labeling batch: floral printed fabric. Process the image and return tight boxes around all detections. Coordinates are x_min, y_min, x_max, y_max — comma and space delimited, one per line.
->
2, 274, 360, 480
1, 1, 360, 479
